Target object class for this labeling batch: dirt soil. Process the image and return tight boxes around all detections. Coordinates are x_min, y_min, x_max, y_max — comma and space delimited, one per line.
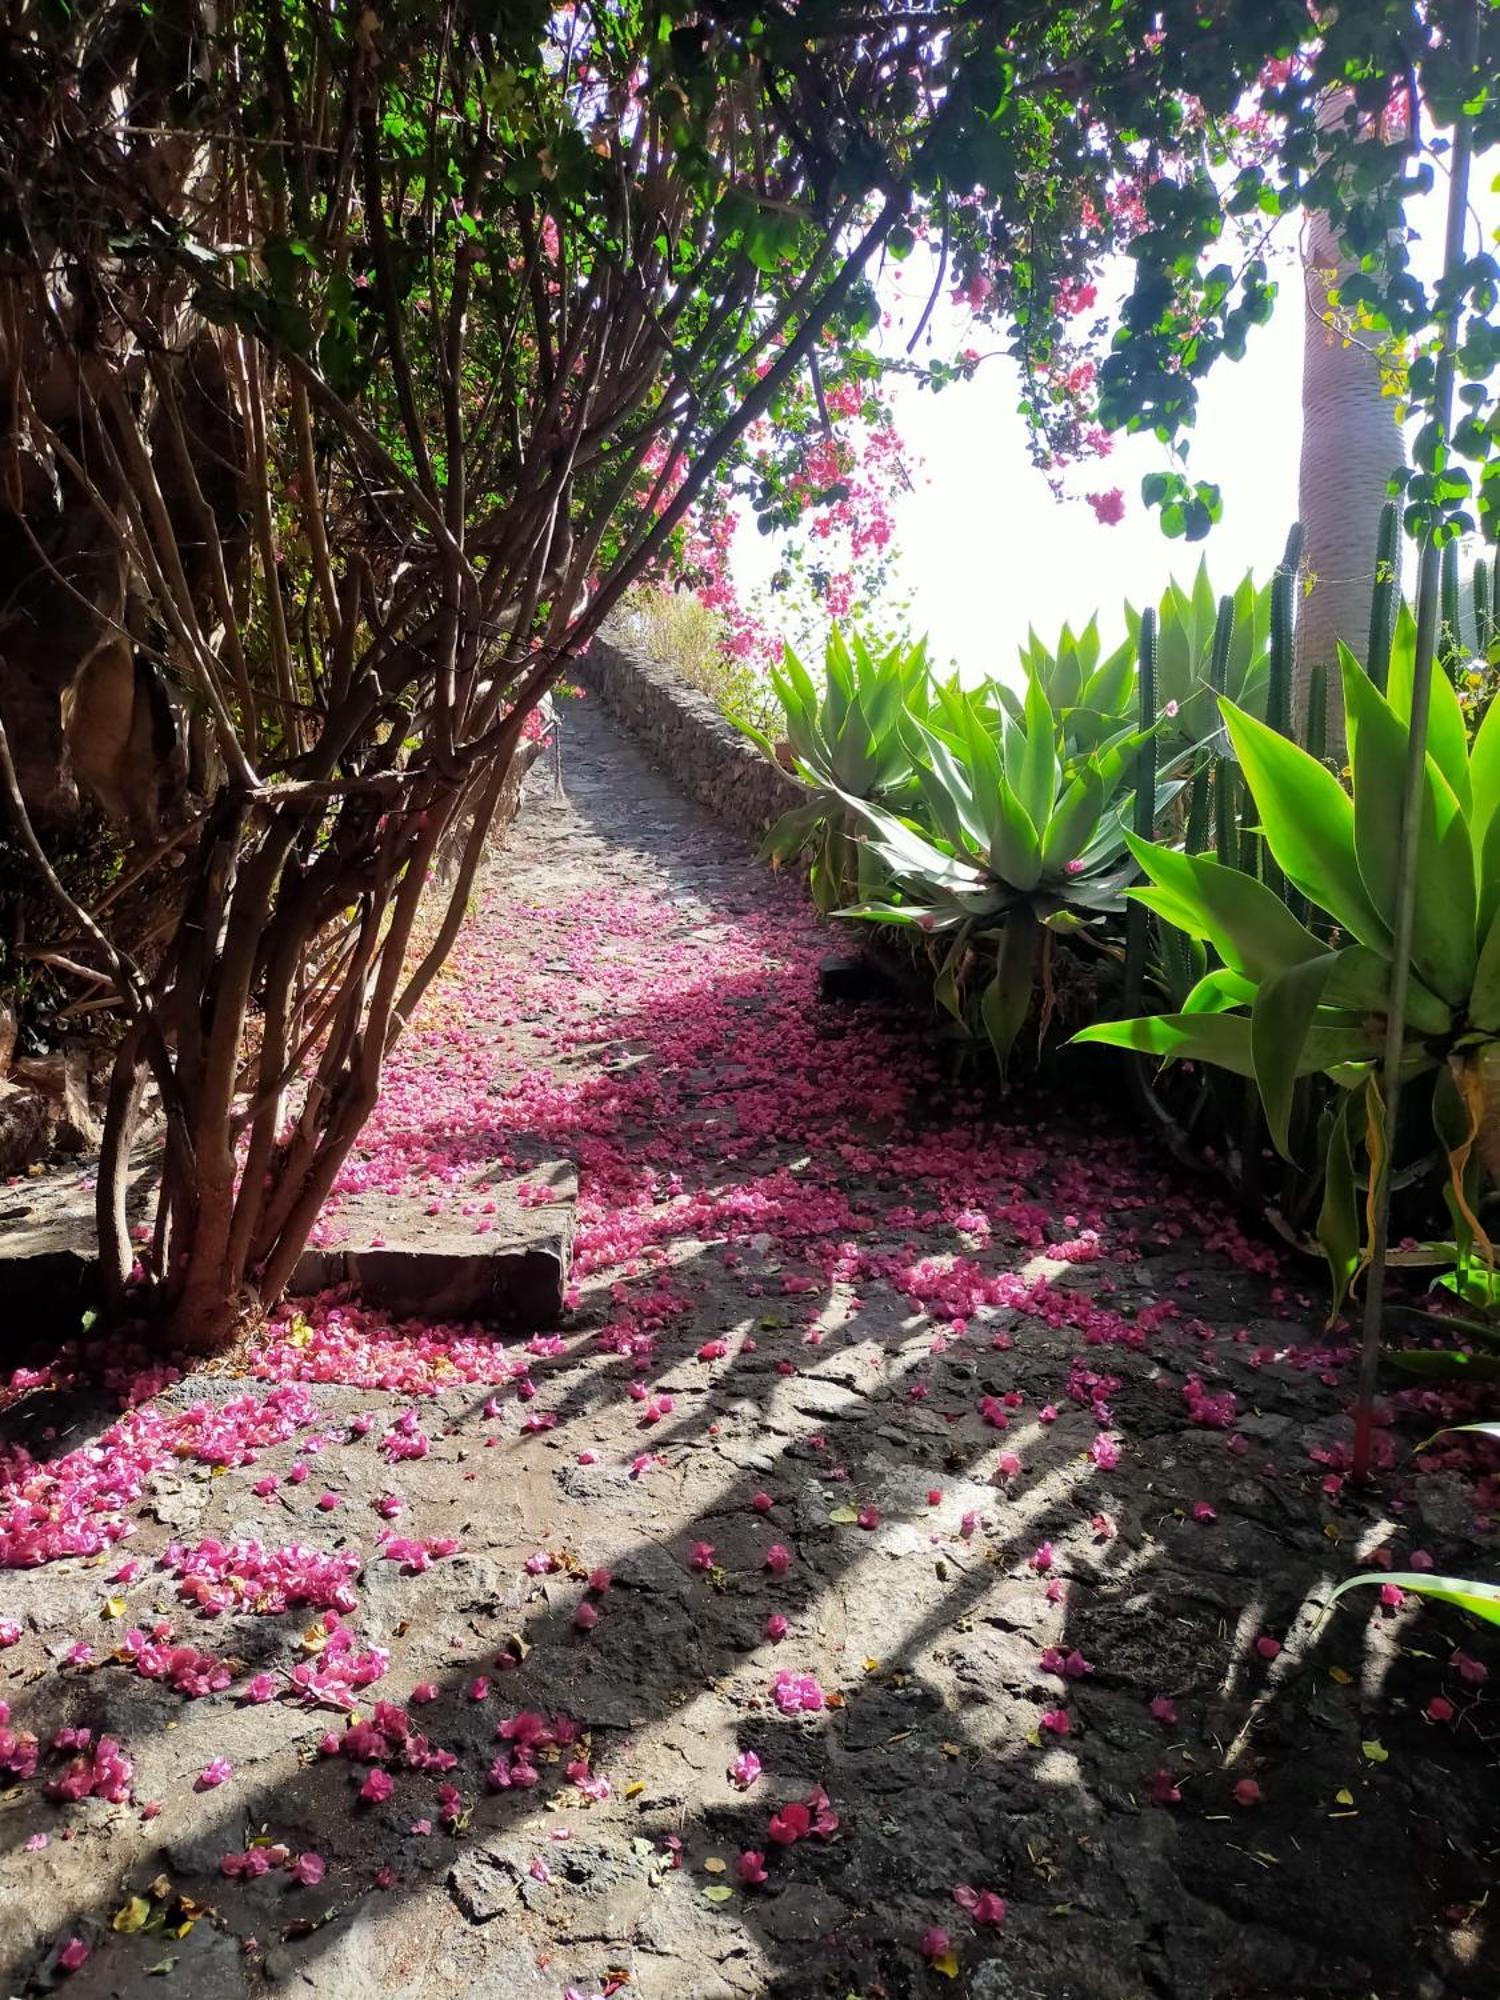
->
1, 695, 1497, 2000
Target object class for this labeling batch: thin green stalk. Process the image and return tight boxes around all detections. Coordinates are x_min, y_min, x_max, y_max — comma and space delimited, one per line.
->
1123, 606, 1157, 1017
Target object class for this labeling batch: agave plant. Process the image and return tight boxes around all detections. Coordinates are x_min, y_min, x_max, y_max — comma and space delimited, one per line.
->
741, 628, 934, 910
1125, 556, 1274, 749
1076, 640, 1500, 1310
832, 673, 1178, 1070
1012, 616, 1136, 757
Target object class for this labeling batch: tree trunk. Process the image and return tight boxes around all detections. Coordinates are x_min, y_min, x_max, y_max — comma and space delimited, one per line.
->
1296, 109, 1406, 754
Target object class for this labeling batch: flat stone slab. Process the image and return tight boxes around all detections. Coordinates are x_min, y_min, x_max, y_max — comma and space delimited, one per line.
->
290, 1158, 576, 1327
0, 1150, 157, 1322
1, 1154, 575, 1335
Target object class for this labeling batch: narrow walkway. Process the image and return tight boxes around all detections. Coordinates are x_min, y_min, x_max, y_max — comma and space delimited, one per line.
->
1, 697, 1494, 1999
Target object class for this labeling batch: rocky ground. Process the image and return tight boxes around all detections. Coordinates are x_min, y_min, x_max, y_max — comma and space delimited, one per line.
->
1, 694, 1498, 2000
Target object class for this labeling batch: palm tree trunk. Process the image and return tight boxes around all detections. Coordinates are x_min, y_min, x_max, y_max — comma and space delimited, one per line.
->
1296, 99, 1406, 755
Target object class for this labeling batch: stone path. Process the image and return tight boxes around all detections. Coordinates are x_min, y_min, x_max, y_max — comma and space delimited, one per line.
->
1, 694, 1496, 1999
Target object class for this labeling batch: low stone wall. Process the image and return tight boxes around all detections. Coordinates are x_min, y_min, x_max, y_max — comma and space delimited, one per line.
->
576, 636, 800, 844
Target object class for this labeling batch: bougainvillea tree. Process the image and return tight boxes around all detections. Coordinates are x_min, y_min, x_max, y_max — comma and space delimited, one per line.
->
1, 0, 1489, 1350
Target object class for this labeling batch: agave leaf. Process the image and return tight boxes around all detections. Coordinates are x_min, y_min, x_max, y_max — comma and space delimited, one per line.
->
1124, 837, 1324, 981
838, 902, 972, 931
903, 710, 988, 855
1040, 767, 1104, 874
1324, 943, 1452, 1038
1080, 641, 1136, 723
833, 789, 987, 896
1181, 968, 1258, 1014
1385, 1304, 1500, 1352
757, 802, 825, 866
1469, 685, 1500, 858
1384, 607, 1472, 817
1220, 699, 1390, 950
1386, 1349, 1500, 1378
1329, 1571, 1500, 1627
1072, 1011, 1378, 1079
988, 775, 1044, 891
1014, 673, 1059, 835
1252, 952, 1338, 1160
1342, 654, 1476, 1005
1318, 1092, 1363, 1318
1427, 1420, 1500, 1447
980, 910, 1040, 1070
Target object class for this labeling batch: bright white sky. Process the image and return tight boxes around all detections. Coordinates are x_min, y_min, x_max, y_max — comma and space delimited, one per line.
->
735, 152, 1500, 676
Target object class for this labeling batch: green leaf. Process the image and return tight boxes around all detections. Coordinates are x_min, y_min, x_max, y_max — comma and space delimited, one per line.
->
1015, 673, 1059, 835
1323, 943, 1451, 1038
1318, 1093, 1363, 1318
1040, 767, 1104, 874
980, 910, 1040, 1071
1342, 657, 1476, 1005
1252, 953, 1338, 1160
1220, 700, 1390, 949
1331, 1572, 1500, 1628
1074, 1010, 1379, 1080
1125, 836, 1324, 981
1381, 622, 1471, 816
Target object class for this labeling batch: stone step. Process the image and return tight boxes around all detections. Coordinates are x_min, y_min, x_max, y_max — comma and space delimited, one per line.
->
0, 1155, 576, 1336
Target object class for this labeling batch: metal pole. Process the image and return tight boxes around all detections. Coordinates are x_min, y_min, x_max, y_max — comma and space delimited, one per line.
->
1352, 0, 1478, 1481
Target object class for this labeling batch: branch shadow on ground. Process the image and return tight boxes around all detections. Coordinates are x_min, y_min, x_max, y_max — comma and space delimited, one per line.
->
3, 708, 1497, 1996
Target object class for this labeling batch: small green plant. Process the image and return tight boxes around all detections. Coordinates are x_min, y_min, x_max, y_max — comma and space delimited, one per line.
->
741, 628, 934, 911
832, 670, 1173, 1069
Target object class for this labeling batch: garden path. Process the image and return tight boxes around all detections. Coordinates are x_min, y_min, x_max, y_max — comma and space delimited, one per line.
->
1, 695, 1496, 1999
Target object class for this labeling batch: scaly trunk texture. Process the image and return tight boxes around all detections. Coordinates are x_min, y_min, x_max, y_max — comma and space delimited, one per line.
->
1295, 100, 1406, 755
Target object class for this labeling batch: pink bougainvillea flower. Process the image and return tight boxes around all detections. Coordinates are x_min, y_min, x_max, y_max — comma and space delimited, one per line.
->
1232, 1778, 1262, 1807
1149, 1695, 1178, 1726
1039, 1708, 1070, 1736
952, 1884, 1006, 1926
1087, 487, 1125, 526
689, 1541, 715, 1571
728, 1750, 762, 1790
752, 1492, 774, 1514
1149, 1769, 1182, 1807
359, 1768, 394, 1804
1452, 1650, 1489, 1687
856, 1505, 880, 1530
763, 1543, 793, 1575
764, 1613, 789, 1643
316, 1491, 340, 1511
1426, 1694, 1456, 1723
587, 1568, 612, 1594
737, 1849, 768, 1885
410, 1682, 439, 1704
1254, 1635, 1282, 1661
1089, 1432, 1121, 1469
1029, 1542, 1054, 1573
1378, 1583, 1404, 1610
771, 1668, 823, 1712
920, 1925, 952, 1961
291, 1852, 326, 1885
242, 1672, 277, 1705
1190, 1501, 1217, 1524
768, 1802, 812, 1845
57, 1937, 91, 1973
574, 1600, 600, 1633
196, 1756, 233, 1789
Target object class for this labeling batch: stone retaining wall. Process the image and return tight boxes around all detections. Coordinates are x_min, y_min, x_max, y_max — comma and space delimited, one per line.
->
575, 636, 800, 843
